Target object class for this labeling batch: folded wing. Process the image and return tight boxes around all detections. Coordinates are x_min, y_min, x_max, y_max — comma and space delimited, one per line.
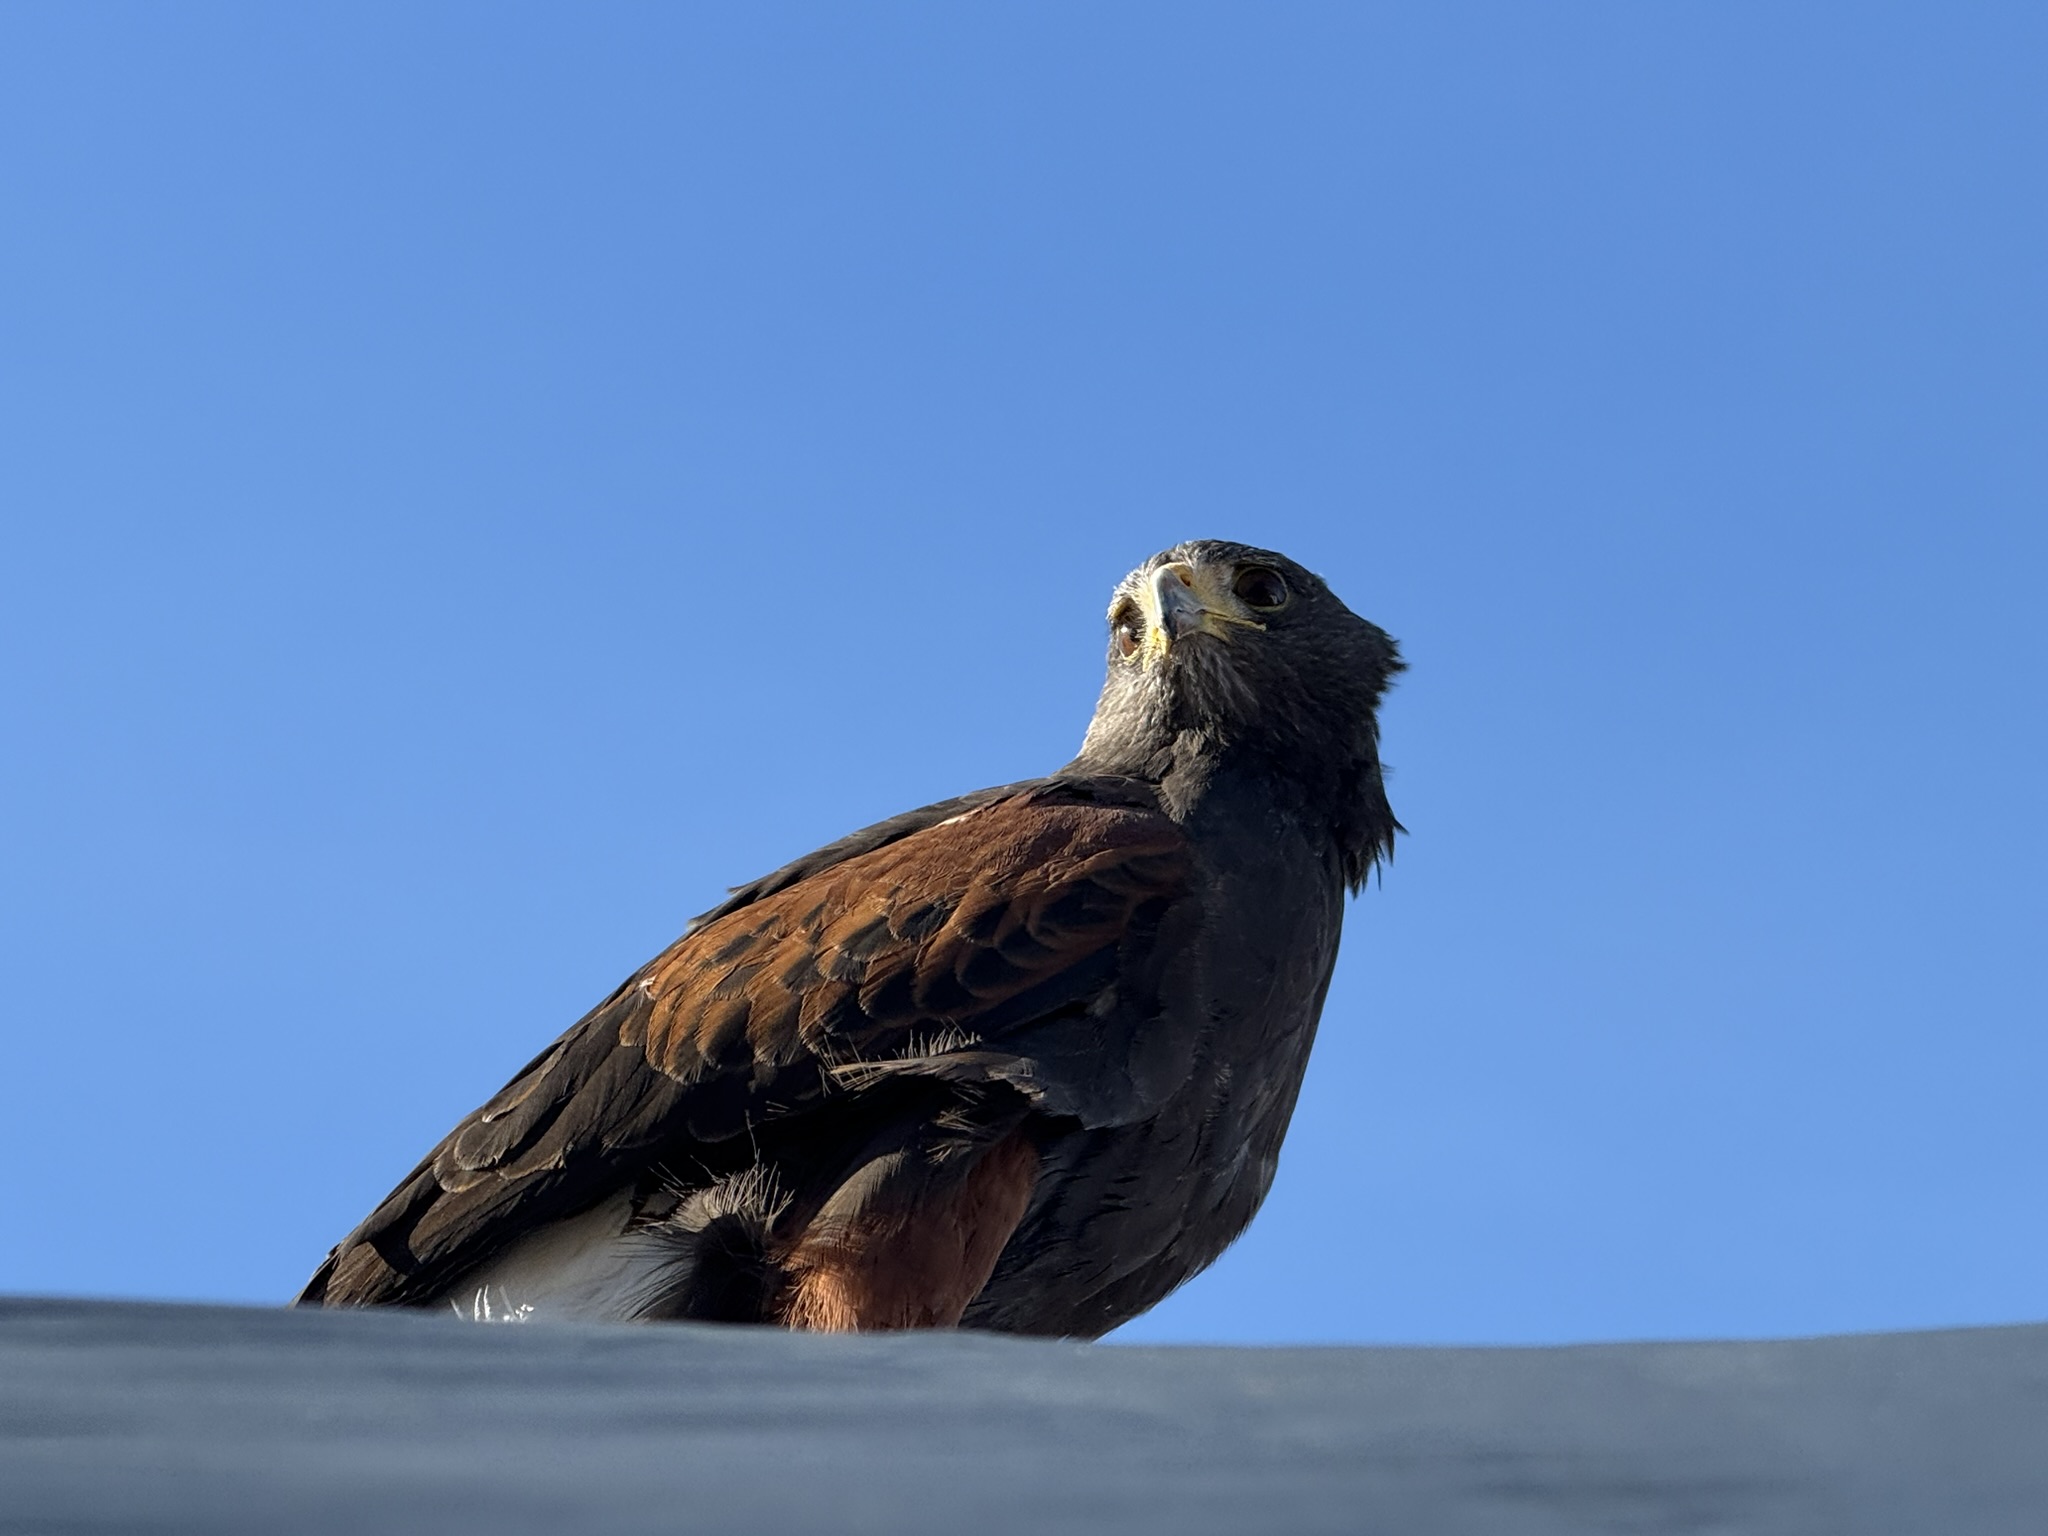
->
300, 778, 1198, 1311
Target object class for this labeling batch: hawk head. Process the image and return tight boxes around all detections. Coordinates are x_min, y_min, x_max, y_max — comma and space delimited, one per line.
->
1075, 539, 1403, 889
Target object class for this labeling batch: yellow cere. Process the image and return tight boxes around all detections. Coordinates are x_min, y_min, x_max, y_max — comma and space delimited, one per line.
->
1130, 561, 1266, 668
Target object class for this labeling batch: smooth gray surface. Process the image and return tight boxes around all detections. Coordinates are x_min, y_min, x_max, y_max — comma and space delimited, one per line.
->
2, 1299, 2044, 1534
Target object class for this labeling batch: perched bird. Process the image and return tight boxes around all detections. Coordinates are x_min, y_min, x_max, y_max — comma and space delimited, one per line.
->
298, 540, 1402, 1337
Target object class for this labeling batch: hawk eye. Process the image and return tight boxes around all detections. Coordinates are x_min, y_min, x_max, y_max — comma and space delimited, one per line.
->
1110, 601, 1144, 660
1232, 565, 1289, 611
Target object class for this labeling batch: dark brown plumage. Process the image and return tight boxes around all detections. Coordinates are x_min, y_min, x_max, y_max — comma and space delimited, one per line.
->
299, 540, 1401, 1336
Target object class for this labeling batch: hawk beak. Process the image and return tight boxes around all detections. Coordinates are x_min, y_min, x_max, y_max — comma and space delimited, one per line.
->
1150, 564, 1209, 642
1136, 561, 1261, 663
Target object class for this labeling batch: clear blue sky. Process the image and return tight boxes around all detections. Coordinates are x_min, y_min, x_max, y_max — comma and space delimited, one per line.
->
3, 4, 2043, 1345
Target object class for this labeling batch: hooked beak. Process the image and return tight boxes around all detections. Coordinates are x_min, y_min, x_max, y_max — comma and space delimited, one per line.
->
1149, 564, 1209, 642
1132, 560, 1263, 666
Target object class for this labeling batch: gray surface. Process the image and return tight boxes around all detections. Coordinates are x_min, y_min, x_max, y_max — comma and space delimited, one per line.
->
2, 1299, 2045, 1534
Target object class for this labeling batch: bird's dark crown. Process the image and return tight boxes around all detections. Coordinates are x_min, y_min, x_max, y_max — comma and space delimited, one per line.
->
1070, 539, 1403, 890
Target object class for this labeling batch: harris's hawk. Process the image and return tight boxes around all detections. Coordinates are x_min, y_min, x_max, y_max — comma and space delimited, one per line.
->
299, 541, 1402, 1337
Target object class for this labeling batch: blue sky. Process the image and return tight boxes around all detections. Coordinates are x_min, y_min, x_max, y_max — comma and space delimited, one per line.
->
2, 4, 2043, 1345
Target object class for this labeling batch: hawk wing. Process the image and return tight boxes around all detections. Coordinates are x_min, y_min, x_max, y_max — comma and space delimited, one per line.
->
299, 776, 1201, 1307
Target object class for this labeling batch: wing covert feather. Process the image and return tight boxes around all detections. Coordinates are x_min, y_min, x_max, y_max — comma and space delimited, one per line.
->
633, 792, 1191, 1082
